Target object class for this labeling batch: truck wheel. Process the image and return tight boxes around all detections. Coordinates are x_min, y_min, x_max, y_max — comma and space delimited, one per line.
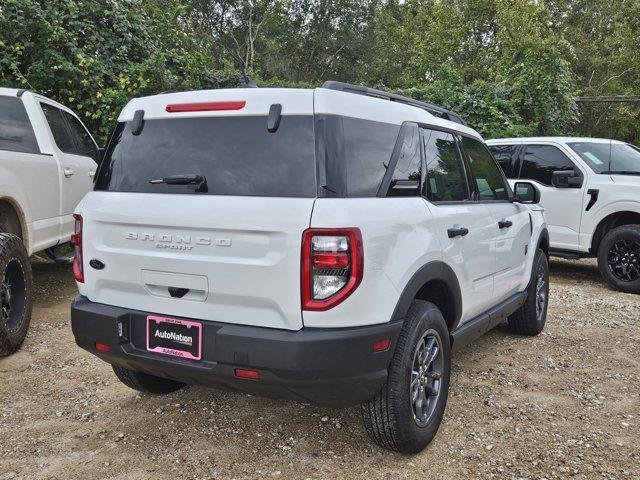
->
112, 365, 185, 394
508, 248, 549, 336
361, 300, 451, 454
0, 233, 33, 357
597, 225, 640, 294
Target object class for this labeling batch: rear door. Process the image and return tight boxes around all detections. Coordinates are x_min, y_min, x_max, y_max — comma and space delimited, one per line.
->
39, 102, 98, 239
420, 127, 496, 322
460, 136, 531, 300
81, 91, 316, 331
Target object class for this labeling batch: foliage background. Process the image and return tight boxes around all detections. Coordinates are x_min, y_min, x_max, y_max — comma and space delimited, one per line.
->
1, 0, 638, 145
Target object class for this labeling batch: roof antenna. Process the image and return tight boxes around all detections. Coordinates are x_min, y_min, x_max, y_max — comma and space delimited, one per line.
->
239, 68, 258, 88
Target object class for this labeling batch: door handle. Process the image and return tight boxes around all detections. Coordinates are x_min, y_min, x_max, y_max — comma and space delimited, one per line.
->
447, 226, 469, 238
64, 168, 75, 178
498, 219, 513, 229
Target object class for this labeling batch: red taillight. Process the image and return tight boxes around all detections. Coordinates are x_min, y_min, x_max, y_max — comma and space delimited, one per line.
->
71, 214, 84, 283
165, 101, 246, 113
95, 342, 110, 352
235, 368, 260, 380
301, 228, 363, 311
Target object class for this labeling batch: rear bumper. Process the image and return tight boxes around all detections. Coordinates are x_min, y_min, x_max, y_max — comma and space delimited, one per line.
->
71, 295, 402, 407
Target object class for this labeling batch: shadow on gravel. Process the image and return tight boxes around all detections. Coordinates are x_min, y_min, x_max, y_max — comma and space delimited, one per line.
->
548, 258, 605, 284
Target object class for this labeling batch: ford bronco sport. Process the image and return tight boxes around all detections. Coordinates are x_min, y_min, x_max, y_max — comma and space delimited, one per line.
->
71, 82, 549, 453
488, 137, 640, 294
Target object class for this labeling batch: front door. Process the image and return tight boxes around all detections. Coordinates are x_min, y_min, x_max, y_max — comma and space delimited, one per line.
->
420, 127, 496, 322
516, 144, 585, 251
459, 136, 531, 301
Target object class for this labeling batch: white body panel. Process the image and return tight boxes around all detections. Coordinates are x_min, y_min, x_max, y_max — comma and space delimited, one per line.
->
0, 88, 97, 254
488, 137, 640, 255
78, 192, 313, 331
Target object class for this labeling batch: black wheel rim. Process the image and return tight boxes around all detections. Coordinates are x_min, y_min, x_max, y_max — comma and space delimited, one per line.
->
607, 239, 640, 282
1, 257, 27, 331
410, 329, 444, 427
535, 264, 548, 321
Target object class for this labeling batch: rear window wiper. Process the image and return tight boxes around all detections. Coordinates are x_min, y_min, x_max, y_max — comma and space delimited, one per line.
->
149, 174, 208, 192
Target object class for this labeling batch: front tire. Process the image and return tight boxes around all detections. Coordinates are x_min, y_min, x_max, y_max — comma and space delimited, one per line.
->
112, 365, 185, 394
597, 224, 640, 294
508, 248, 549, 336
0, 233, 33, 357
361, 300, 451, 454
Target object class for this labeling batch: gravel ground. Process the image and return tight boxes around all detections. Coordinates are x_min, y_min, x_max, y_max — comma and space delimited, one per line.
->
1, 257, 639, 480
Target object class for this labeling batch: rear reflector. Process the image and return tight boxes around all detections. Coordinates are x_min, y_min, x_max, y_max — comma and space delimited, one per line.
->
235, 368, 260, 380
165, 101, 246, 113
372, 339, 391, 353
95, 342, 111, 352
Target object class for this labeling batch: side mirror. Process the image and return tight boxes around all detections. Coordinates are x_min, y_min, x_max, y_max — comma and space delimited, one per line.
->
513, 181, 541, 204
552, 170, 583, 188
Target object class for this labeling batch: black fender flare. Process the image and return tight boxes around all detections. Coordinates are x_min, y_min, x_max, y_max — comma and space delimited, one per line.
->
390, 261, 463, 331
536, 227, 550, 256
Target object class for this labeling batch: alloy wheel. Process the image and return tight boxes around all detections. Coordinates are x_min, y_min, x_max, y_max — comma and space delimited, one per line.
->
607, 239, 640, 282
410, 329, 444, 427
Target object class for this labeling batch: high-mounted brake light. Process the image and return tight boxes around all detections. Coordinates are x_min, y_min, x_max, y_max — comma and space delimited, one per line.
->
302, 228, 363, 311
71, 214, 84, 283
165, 101, 246, 113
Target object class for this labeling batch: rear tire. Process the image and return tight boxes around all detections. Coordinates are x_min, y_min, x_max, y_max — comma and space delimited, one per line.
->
508, 248, 549, 335
361, 300, 451, 454
112, 365, 185, 394
0, 233, 33, 357
597, 224, 640, 294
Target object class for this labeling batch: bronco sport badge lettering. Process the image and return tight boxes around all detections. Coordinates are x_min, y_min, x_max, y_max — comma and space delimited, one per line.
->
125, 232, 231, 250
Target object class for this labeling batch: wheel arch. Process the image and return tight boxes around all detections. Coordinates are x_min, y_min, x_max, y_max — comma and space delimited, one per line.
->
0, 197, 28, 249
590, 211, 640, 254
391, 261, 463, 333
537, 227, 550, 258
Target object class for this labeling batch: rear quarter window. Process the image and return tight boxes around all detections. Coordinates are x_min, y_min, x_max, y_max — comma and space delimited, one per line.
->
0, 96, 40, 154
96, 115, 316, 197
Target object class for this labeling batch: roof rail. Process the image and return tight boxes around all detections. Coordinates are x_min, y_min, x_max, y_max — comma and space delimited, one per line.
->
321, 81, 466, 126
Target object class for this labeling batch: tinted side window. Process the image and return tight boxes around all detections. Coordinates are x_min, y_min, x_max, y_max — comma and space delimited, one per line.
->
0, 96, 39, 154
343, 118, 400, 197
62, 111, 98, 161
422, 128, 469, 202
386, 124, 421, 197
461, 136, 509, 200
489, 144, 518, 178
41, 103, 75, 153
521, 145, 575, 186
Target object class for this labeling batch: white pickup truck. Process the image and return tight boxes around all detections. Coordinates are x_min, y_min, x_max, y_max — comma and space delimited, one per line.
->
0, 87, 99, 356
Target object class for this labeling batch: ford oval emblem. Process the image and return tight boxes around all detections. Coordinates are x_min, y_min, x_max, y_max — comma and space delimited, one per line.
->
89, 259, 105, 270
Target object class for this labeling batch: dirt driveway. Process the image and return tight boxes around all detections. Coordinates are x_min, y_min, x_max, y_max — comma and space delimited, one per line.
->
1, 258, 638, 480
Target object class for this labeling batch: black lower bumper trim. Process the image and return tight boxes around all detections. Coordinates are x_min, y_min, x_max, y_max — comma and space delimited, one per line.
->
71, 295, 402, 407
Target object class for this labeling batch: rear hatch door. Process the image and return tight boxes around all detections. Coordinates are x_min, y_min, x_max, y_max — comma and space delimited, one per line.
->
79, 89, 316, 330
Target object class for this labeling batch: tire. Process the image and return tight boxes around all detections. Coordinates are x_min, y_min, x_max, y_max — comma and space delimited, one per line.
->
112, 365, 185, 394
597, 224, 640, 294
508, 248, 549, 336
361, 300, 451, 454
0, 233, 33, 357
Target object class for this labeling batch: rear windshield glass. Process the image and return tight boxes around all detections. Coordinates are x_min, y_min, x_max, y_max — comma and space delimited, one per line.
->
95, 115, 316, 197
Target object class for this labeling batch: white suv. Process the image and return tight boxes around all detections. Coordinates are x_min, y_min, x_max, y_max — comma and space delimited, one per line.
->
71, 82, 549, 453
487, 137, 640, 293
